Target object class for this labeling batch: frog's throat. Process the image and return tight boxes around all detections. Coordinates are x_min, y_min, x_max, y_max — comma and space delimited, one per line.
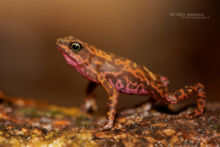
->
62, 52, 84, 75
61, 49, 98, 83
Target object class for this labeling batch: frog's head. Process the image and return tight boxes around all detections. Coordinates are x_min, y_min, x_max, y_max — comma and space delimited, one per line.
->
56, 36, 93, 69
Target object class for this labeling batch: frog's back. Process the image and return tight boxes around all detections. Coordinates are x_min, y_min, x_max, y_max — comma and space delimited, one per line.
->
90, 49, 158, 95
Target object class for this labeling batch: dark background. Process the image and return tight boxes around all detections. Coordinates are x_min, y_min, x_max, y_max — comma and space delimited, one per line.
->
0, 0, 219, 109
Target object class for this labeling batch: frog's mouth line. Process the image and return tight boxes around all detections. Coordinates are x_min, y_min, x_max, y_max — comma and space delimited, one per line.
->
57, 46, 63, 52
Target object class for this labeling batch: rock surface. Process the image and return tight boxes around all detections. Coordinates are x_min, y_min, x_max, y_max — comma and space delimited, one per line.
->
0, 91, 219, 146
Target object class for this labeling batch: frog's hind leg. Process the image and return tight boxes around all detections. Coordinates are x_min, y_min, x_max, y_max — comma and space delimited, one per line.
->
82, 81, 98, 112
151, 82, 206, 118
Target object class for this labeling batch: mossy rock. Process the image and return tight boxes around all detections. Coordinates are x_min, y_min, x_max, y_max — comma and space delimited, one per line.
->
0, 91, 219, 146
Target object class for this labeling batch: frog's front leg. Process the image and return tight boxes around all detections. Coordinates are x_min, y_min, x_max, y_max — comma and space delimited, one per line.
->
82, 82, 98, 112
99, 77, 119, 130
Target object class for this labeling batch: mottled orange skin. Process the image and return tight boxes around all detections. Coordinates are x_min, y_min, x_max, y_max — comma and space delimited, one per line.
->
57, 36, 206, 130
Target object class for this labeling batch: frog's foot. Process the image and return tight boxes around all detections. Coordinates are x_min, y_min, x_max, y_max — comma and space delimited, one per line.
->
187, 109, 204, 119
99, 121, 114, 130
81, 97, 98, 113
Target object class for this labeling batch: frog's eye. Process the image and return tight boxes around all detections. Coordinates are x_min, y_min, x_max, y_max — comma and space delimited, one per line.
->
70, 42, 82, 52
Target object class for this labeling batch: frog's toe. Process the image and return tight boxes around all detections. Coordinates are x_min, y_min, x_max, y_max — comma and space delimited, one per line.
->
81, 98, 98, 113
99, 122, 114, 131
187, 109, 203, 119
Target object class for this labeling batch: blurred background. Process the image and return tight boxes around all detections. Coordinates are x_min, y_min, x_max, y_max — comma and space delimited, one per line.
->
0, 0, 219, 109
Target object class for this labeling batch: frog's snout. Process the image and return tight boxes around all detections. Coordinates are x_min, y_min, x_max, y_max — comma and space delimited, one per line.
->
56, 38, 63, 45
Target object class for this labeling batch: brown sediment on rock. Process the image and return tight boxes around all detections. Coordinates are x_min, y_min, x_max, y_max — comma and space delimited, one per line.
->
0, 90, 219, 146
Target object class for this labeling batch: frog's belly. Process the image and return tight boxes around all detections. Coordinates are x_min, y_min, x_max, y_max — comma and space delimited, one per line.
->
108, 79, 149, 95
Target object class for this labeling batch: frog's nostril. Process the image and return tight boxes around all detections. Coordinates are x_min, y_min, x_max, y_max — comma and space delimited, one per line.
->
57, 38, 60, 41
56, 38, 63, 44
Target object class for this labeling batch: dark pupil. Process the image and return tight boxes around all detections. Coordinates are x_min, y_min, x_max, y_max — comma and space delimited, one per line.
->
71, 43, 80, 51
